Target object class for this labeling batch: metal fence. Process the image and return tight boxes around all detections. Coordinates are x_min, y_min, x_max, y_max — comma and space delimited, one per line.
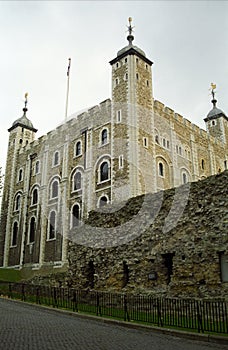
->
0, 281, 227, 335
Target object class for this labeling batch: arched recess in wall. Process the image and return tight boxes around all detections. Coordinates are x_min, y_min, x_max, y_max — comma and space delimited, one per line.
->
180, 167, 191, 185
13, 191, 23, 211
30, 184, 40, 206
94, 154, 111, 186
70, 166, 84, 194
11, 221, 19, 247
71, 202, 81, 228
156, 155, 172, 190
48, 175, 61, 201
97, 194, 109, 208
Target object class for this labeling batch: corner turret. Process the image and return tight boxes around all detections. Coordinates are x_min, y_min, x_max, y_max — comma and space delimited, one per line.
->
8, 93, 37, 148
204, 84, 228, 143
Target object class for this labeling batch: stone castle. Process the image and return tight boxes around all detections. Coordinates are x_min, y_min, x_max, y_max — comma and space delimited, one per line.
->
0, 19, 227, 276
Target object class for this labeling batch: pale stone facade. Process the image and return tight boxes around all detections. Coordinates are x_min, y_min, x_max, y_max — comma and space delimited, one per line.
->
0, 25, 227, 271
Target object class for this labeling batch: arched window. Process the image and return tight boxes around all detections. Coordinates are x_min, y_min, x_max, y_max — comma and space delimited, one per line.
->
14, 194, 21, 211
31, 188, 38, 205
18, 169, 23, 182
155, 135, 159, 144
35, 161, 40, 174
101, 129, 108, 145
12, 222, 18, 246
100, 161, 109, 182
75, 141, 81, 156
29, 217, 36, 243
48, 211, 56, 240
99, 196, 108, 208
51, 180, 59, 199
72, 204, 80, 228
158, 162, 164, 177
53, 151, 59, 166
73, 172, 82, 191
182, 173, 187, 184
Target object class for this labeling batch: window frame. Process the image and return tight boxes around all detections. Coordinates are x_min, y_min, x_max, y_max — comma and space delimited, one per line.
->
14, 193, 22, 211
34, 160, 40, 175
11, 221, 18, 247
71, 203, 81, 228
72, 171, 82, 192
100, 128, 108, 146
75, 140, 82, 157
158, 162, 164, 177
99, 161, 110, 183
18, 168, 23, 182
98, 195, 109, 208
31, 187, 39, 206
47, 210, 57, 241
28, 216, 36, 244
50, 179, 59, 199
53, 151, 60, 167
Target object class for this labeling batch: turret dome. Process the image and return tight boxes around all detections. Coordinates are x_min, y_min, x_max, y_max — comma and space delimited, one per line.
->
8, 94, 37, 132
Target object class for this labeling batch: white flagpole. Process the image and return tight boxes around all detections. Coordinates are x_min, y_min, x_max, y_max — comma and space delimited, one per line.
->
65, 58, 71, 122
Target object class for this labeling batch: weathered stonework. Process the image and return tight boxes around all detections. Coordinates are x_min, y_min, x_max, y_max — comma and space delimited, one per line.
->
67, 171, 228, 299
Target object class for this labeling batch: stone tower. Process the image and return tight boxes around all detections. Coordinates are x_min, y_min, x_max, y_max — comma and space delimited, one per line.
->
204, 85, 228, 144
109, 18, 154, 201
0, 95, 37, 266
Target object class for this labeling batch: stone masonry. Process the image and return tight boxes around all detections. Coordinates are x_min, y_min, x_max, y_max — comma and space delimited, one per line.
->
67, 171, 228, 299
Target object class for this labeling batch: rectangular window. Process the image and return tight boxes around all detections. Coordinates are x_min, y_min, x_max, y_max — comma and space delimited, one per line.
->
116, 110, 122, 123
119, 155, 124, 169
143, 137, 148, 148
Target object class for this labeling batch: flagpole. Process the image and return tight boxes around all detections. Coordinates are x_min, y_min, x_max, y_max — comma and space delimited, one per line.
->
65, 58, 71, 122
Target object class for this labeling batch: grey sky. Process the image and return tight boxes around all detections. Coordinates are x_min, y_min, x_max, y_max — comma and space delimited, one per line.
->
0, 1, 227, 172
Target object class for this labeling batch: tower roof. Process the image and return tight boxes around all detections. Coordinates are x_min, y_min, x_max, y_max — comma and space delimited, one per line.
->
109, 18, 153, 66
204, 85, 228, 122
8, 94, 37, 132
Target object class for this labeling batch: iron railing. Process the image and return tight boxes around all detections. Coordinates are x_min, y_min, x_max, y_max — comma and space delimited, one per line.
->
0, 281, 227, 335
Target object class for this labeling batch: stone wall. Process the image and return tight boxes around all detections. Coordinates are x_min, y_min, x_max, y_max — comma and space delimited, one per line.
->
67, 170, 228, 299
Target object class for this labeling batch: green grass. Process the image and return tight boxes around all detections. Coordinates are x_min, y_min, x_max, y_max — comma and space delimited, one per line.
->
0, 268, 22, 282
0, 286, 227, 337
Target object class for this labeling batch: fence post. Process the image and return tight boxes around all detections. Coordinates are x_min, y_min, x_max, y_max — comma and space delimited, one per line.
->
8, 283, 12, 299
21, 284, 25, 301
196, 300, 204, 333
157, 299, 163, 327
72, 290, 78, 312
124, 294, 130, 322
36, 286, 40, 304
96, 292, 102, 316
53, 287, 58, 308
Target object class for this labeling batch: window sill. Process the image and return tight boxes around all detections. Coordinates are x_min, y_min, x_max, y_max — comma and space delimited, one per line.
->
46, 238, 56, 242
73, 154, 82, 159
98, 142, 109, 148
97, 179, 110, 185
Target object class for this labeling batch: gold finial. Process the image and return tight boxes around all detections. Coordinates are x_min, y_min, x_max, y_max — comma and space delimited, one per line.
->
23, 92, 28, 112
127, 17, 134, 45
211, 83, 216, 91
210, 83, 216, 100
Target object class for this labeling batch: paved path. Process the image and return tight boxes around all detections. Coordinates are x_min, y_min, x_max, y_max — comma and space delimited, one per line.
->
0, 298, 227, 350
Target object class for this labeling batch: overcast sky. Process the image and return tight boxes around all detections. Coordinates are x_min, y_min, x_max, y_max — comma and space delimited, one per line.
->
0, 1, 227, 172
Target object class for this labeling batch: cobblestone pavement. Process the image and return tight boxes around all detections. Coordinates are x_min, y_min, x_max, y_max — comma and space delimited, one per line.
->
0, 298, 227, 350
